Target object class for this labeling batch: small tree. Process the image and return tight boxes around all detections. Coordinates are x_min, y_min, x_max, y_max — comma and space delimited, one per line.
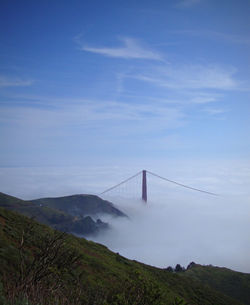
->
186, 262, 196, 270
3, 220, 83, 305
165, 266, 174, 272
175, 264, 185, 272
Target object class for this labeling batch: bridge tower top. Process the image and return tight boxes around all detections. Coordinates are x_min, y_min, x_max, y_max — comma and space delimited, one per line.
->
142, 170, 147, 203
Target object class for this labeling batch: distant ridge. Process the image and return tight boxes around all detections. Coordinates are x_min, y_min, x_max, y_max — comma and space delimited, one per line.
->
31, 194, 127, 218
0, 192, 126, 236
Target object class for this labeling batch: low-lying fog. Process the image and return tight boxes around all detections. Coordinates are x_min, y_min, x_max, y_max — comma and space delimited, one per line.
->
90, 192, 250, 273
1, 160, 249, 273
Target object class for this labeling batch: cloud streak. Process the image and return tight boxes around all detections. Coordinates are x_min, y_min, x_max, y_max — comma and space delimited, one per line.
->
176, 0, 202, 8
132, 64, 239, 90
81, 37, 163, 60
174, 30, 250, 45
0, 98, 185, 137
203, 108, 227, 115
0, 75, 33, 87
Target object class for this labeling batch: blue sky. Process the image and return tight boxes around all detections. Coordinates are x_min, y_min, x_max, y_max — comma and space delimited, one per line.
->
0, 0, 250, 167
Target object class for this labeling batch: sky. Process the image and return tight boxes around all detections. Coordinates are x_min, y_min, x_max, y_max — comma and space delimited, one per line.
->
0, 0, 250, 272
0, 0, 250, 167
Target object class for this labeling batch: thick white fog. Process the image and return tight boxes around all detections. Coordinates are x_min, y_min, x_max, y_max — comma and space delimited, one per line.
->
0, 160, 250, 273
91, 192, 250, 273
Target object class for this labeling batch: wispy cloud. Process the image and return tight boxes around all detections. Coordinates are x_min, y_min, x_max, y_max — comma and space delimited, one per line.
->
176, 0, 202, 8
81, 37, 163, 60
132, 64, 239, 90
0, 97, 185, 135
0, 75, 33, 87
174, 30, 250, 45
0, 96, 187, 167
190, 94, 219, 104
203, 108, 227, 115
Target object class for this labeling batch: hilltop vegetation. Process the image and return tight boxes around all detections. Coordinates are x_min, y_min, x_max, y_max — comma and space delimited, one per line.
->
182, 263, 250, 305
0, 206, 249, 305
31, 194, 126, 217
0, 192, 126, 236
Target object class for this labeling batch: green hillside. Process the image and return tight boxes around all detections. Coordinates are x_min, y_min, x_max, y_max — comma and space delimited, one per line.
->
31, 194, 127, 217
182, 263, 250, 305
0, 192, 108, 235
0, 206, 248, 305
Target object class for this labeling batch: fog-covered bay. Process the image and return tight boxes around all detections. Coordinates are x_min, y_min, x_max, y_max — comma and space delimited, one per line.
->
1, 160, 249, 272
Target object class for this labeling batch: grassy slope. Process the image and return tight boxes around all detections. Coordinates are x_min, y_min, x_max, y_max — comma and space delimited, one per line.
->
182, 264, 250, 305
31, 194, 127, 217
0, 207, 246, 305
0, 192, 104, 235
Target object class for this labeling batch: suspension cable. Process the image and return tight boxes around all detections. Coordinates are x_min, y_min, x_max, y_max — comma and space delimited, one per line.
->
147, 170, 218, 196
99, 171, 142, 195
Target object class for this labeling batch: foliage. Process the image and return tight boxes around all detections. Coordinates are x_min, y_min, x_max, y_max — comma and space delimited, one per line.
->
165, 266, 174, 272
0, 192, 109, 236
182, 263, 250, 305
2, 220, 83, 305
175, 264, 185, 272
31, 194, 127, 217
0, 206, 248, 305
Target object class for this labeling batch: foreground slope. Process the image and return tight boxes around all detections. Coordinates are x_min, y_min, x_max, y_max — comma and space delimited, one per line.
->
0, 207, 247, 305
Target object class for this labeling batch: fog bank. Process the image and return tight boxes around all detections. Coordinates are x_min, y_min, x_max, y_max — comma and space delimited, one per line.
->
91, 193, 250, 273
0, 160, 249, 273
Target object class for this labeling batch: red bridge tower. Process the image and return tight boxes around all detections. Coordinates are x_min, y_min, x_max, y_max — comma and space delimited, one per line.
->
142, 170, 147, 203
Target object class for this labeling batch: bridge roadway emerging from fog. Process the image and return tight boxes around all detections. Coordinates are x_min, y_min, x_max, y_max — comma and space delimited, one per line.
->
100, 170, 218, 203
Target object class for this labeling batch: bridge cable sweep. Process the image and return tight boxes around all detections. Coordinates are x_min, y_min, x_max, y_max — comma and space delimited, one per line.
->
99, 170, 218, 202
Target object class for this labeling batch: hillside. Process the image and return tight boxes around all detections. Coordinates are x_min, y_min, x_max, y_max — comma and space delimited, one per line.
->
0, 206, 248, 305
0, 192, 109, 236
182, 263, 250, 305
31, 194, 127, 218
